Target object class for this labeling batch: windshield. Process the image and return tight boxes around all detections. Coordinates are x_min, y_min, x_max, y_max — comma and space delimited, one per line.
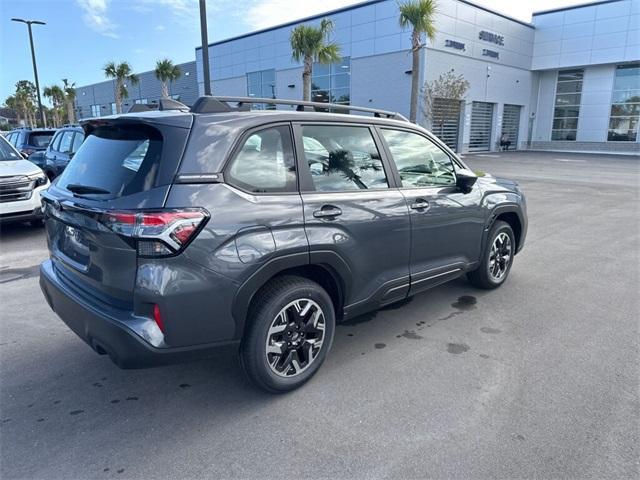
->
0, 135, 23, 161
56, 125, 163, 199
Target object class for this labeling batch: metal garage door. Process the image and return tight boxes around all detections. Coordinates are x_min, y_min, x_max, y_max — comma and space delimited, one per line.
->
501, 104, 521, 149
469, 102, 494, 151
432, 98, 462, 152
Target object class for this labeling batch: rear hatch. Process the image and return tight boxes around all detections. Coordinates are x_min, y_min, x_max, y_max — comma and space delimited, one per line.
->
42, 114, 192, 308
25, 130, 55, 153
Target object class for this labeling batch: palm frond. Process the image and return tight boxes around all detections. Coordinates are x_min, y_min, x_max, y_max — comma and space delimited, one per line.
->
399, 0, 438, 40
290, 19, 341, 64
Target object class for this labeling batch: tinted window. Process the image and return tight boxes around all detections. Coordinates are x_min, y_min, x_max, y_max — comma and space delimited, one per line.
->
51, 132, 63, 152
227, 126, 296, 193
58, 131, 74, 153
301, 125, 388, 192
57, 125, 163, 199
381, 129, 456, 187
71, 132, 84, 152
0, 136, 22, 161
28, 132, 54, 147
7, 132, 18, 146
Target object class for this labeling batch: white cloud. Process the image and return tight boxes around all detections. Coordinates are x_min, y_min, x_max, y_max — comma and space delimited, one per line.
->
245, 0, 363, 30
76, 0, 118, 38
155, 24, 166, 31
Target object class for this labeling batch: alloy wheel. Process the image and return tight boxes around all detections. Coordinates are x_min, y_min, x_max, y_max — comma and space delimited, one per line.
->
265, 299, 325, 377
489, 232, 512, 280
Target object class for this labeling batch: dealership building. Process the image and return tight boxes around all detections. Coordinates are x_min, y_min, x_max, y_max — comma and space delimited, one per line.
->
75, 0, 639, 154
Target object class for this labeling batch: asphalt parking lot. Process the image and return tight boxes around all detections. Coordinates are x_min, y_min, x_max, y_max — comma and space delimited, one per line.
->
1, 151, 638, 479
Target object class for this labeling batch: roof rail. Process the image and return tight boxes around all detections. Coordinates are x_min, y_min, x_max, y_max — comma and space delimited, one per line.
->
127, 98, 189, 114
190, 95, 408, 121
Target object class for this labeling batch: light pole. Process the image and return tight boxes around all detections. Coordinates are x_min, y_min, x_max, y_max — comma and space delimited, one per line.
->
12, 18, 46, 127
199, 0, 211, 95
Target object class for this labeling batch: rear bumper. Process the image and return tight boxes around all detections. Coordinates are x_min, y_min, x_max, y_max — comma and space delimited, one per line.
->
39, 260, 238, 369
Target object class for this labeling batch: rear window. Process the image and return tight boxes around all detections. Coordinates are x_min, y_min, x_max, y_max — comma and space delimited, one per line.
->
57, 125, 163, 199
28, 132, 54, 147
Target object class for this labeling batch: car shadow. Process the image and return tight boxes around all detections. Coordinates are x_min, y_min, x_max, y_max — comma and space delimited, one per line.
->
0, 275, 489, 464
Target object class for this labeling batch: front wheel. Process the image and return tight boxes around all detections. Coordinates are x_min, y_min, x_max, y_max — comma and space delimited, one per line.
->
467, 220, 515, 289
240, 276, 335, 393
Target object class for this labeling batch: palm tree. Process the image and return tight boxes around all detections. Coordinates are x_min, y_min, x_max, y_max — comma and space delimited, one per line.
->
43, 85, 64, 127
62, 79, 76, 124
4, 95, 21, 126
103, 61, 139, 114
290, 19, 341, 102
399, 0, 437, 123
154, 59, 181, 98
15, 81, 37, 127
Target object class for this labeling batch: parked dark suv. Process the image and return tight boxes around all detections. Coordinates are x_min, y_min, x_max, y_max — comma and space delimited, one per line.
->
39, 97, 527, 392
40, 125, 85, 180
5, 127, 56, 158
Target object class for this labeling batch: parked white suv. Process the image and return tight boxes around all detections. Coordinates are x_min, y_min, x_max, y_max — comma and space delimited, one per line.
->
0, 134, 49, 225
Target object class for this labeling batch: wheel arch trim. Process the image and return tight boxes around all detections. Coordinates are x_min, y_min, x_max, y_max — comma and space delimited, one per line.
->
231, 250, 352, 338
482, 204, 526, 254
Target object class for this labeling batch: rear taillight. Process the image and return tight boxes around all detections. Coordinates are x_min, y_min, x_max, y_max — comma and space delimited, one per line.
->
100, 208, 209, 257
153, 304, 165, 333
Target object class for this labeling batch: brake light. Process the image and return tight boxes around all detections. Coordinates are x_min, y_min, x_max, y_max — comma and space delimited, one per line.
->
100, 208, 209, 257
153, 304, 165, 333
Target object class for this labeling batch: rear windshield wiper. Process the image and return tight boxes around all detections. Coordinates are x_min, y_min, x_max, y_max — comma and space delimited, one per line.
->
66, 183, 111, 195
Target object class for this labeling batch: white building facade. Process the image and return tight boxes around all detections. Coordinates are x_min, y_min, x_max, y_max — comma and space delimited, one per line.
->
194, 0, 639, 154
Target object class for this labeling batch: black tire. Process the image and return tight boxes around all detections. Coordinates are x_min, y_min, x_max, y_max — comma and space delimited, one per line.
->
30, 218, 44, 227
240, 275, 335, 393
467, 220, 515, 289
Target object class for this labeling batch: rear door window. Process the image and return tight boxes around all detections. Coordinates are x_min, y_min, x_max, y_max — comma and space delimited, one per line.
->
56, 125, 163, 199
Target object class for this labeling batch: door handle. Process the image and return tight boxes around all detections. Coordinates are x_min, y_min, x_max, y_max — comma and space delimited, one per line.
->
410, 199, 430, 210
313, 205, 342, 219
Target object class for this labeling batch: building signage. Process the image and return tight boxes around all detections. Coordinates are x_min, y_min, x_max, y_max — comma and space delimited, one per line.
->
482, 49, 499, 59
478, 30, 504, 46
445, 39, 466, 51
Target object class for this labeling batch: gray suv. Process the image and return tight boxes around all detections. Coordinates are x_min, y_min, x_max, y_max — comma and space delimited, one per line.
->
39, 97, 527, 392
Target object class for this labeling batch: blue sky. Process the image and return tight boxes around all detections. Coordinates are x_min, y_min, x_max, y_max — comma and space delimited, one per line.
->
1, 0, 587, 106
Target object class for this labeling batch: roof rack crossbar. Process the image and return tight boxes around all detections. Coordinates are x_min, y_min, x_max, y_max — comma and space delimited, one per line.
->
190, 96, 408, 121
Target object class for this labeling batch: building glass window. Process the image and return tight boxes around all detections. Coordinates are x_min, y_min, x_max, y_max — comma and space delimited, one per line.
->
134, 98, 148, 104
90, 105, 101, 117
608, 63, 640, 142
247, 69, 276, 109
111, 103, 117, 115
312, 57, 350, 105
552, 69, 583, 141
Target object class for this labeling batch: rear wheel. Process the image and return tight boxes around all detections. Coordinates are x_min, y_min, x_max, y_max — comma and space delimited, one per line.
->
467, 220, 515, 289
240, 276, 335, 393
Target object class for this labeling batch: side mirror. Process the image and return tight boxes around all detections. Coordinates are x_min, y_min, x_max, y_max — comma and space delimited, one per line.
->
456, 168, 478, 193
